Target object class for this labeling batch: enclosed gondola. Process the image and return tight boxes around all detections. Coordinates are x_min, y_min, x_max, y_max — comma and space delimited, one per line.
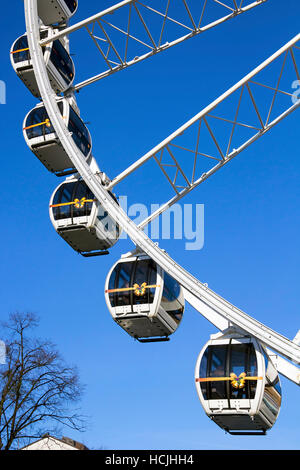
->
23, 98, 92, 176
105, 251, 185, 342
10, 31, 75, 98
49, 179, 121, 256
49, 178, 121, 257
195, 332, 282, 435
37, 0, 78, 26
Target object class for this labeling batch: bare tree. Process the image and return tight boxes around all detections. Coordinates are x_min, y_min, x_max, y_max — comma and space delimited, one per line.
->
0, 312, 86, 450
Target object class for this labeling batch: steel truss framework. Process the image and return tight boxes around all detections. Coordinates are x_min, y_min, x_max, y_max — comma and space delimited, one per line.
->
40, 0, 267, 91
24, 0, 300, 389
107, 33, 300, 227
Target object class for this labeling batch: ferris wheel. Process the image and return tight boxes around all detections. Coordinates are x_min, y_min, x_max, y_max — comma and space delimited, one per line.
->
12, 0, 300, 435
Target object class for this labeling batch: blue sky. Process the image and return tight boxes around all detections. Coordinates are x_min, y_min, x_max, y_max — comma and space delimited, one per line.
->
1, 0, 300, 450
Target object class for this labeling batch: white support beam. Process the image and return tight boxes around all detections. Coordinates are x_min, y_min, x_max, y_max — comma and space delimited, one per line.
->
267, 353, 300, 385
38, 0, 268, 91
138, 98, 300, 229
40, 0, 267, 46
107, 32, 300, 192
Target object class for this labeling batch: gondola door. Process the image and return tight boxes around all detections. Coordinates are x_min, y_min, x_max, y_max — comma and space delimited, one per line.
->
52, 182, 73, 228
131, 259, 159, 316
70, 181, 93, 227
108, 258, 161, 317
228, 340, 261, 411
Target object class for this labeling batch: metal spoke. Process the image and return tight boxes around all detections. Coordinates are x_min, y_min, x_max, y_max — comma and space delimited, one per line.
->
290, 47, 300, 83
213, 0, 235, 12
85, 25, 113, 71
203, 116, 226, 161
158, 0, 171, 47
133, 2, 157, 49
224, 85, 245, 157
182, 0, 198, 30
192, 119, 202, 183
265, 51, 288, 127
198, 0, 208, 29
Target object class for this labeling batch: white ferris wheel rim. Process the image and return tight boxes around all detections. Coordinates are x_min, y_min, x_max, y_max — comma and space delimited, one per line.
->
23, 0, 300, 380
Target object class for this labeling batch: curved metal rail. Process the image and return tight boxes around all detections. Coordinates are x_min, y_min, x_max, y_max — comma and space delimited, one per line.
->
24, 0, 300, 373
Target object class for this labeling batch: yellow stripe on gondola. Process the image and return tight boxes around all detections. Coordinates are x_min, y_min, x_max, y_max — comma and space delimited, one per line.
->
196, 377, 233, 382
50, 198, 96, 209
23, 119, 51, 130
11, 45, 46, 54
11, 47, 30, 54
24, 116, 68, 132
106, 284, 160, 295
196, 376, 263, 382
196, 373, 263, 389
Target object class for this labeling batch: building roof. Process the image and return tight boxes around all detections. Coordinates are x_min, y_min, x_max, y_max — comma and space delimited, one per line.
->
21, 434, 89, 451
